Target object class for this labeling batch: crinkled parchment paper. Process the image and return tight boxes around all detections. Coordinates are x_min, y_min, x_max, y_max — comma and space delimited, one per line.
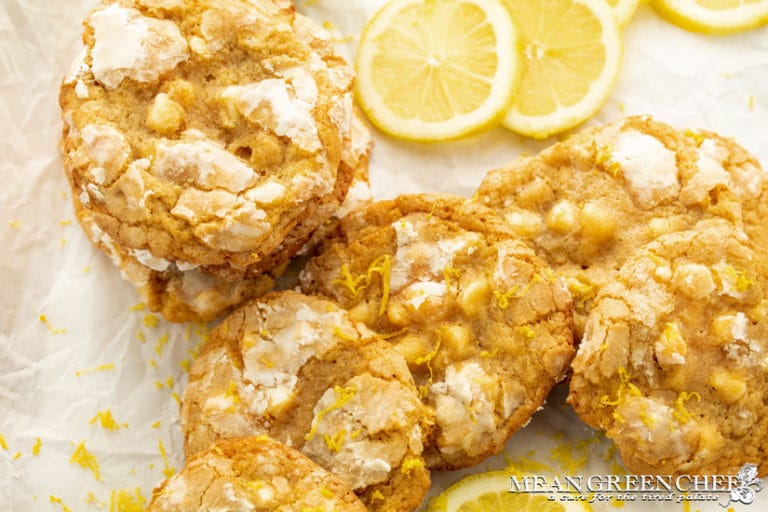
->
1, 0, 767, 510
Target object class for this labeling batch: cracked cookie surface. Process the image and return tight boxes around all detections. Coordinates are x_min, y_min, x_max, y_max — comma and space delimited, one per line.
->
146, 436, 367, 511
568, 221, 768, 476
474, 116, 766, 338
181, 290, 432, 512
60, 0, 354, 281
300, 194, 575, 470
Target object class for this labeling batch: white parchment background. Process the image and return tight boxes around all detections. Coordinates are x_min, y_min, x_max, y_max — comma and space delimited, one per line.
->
0, 0, 767, 510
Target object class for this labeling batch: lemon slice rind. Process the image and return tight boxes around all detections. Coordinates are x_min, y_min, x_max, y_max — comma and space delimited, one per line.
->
355, 0, 520, 142
609, 0, 640, 25
651, 0, 768, 34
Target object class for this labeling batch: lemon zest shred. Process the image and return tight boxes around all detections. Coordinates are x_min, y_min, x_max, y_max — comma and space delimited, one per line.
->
75, 363, 115, 377
155, 333, 170, 356
158, 439, 176, 478
480, 347, 499, 358
683, 129, 705, 146
8, 220, 22, 228
70, 441, 101, 480
443, 265, 462, 293
50, 495, 72, 512
89, 409, 125, 431
109, 488, 146, 512
599, 367, 641, 407
332, 326, 357, 342
151, 421, 161, 429
32, 437, 42, 456
672, 391, 701, 425
323, 430, 347, 453
595, 143, 622, 177
371, 490, 386, 502
400, 456, 425, 475
319, 486, 335, 499
129, 302, 146, 312
379, 327, 409, 340
0, 434, 7, 450
137, 330, 147, 343
143, 314, 159, 328
12, 451, 21, 460
332, 255, 392, 316
171, 392, 181, 404
39, 314, 67, 335
306, 386, 357, 442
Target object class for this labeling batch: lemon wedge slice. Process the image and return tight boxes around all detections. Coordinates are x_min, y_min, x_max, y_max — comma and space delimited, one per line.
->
354, 0, 520, 141
608, 0, 640, 25
500, 0, 623, 139
426, 470, 587, 512
651, 0, 768, 34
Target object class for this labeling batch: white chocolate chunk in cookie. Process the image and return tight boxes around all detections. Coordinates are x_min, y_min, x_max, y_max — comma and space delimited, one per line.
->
610, 130, 679, 209
88, 4, 189, 89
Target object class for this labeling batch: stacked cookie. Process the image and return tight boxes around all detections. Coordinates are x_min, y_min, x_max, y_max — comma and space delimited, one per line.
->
473, 116, 768, 477
60, 0, 372, 323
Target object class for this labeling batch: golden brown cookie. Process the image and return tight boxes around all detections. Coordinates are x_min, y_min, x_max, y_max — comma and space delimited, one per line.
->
300, 194, 575, 470
473, 116, 764, 338
181, 290, 433, 512
569, 221, 768, 476
146, 436, 367, 511
60, 0, 354, 281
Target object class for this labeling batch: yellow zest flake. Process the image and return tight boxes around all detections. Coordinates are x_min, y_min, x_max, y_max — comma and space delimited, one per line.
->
155, 333, 170, 356
599, 367, 641, 407
129, 302, 146, 312
683, 129, 705, 146
371, 490, 386, 502
179, 358, 191, 373
32, 437, 42, 456
414, 339, 441, 393
149, 359, 157, 369
84, 492, 99, 505
0, 434, 7, 450
224, 381, 241, 411
154, 380, 165, 390
332, 255, 392, 316
320, 486, 335, 499
493, 286, 520, 309
151, 421, 161, 429
379, 327, 409, 340
60, 238, 67, 247
172, 392, 181, 404
247, 479, 266, 491
540, 268, 557, 283
400, 456, 425, 476
12, 451, 21, 460
566, 278, 597, 308
50, 495, 72, 512
749, 95, 755, 111
75, 362, 115, 377
516, 325, 536, 340
672, 391, 701, 425
143, 314, 159, 328
82, 265, 92, 273
59, 219, 72, 227
332, 326, 357, 342
70, 441, 101, 480
109, 488, 146, 512
158, 439, 176, 478
443, 265, 462, 293
305, 386, 357, 442
599, 342, 609, 353
480, 347, 499, 358
258, 355, 275, 369
39, 314, 66, 335
8, 220, 22, 228
639, 402, 657, 429
89, 409, 126, 431
323, 430, 347, 452
301, 507, 325, 512
62, 190, 69, 200
595, 143, 621, 177
183, 324, 192, 341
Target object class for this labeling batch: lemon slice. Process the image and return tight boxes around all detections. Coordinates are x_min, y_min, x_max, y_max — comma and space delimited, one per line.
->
608, 0, 641, 25
500, 0, 623, 139
426, 470, 587, 512
354, 0, 520, 141
651, 0, 768, 34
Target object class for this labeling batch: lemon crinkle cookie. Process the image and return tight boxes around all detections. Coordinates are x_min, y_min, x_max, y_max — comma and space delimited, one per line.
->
300, 194, 575, 470
146, 436, 367, 511
569, 221, 768, 476
181, 290, 432, 512
474, 116, 767, 338
60, 0, 354, 282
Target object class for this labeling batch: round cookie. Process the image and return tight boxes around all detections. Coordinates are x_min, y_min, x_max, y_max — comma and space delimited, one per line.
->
568, 221, 768, 476
60, 0, 354, 281
147, 436, 367, 511
473, 116, 761, 338
299, 194, 575, 470
181, 290, 433, 512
